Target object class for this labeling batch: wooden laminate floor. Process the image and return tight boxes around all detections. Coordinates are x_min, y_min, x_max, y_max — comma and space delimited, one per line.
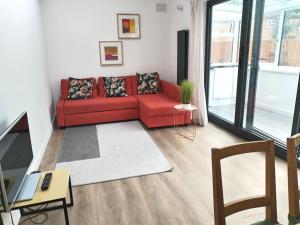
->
21, 123, 291, 225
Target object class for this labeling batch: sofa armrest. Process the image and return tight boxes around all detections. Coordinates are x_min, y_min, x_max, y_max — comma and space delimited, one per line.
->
56, 99, 65, 127
160, 80, 181, 102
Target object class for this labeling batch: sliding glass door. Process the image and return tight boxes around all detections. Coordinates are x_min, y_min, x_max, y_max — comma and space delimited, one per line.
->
244, 0, 300, 142
207, 0, 243, 123
205, 0, 300, 159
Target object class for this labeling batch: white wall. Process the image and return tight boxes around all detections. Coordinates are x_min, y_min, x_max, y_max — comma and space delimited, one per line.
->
166, 0, 191, 83
208, 65, 299, 117
40, 0, 192, 102
0, 0, 54, 223
256, 67, 299, 117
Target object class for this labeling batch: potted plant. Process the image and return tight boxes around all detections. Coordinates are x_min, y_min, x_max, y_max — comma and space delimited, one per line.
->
180, 80, 194, 109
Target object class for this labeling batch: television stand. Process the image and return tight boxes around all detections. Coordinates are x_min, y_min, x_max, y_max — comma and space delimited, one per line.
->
12, 168, 73, 225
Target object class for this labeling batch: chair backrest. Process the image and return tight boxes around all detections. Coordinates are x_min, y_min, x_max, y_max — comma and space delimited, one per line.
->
211, 140, 278, 225
287, 134, 300, 222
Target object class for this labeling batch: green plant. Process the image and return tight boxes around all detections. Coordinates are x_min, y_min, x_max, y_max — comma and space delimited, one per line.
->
180, 80, 194, 104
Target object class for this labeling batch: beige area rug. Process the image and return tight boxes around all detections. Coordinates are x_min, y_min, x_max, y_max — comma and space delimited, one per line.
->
56, 121, 172, 186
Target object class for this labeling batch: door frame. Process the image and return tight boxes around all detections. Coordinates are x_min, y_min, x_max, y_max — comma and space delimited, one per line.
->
245, 0, 265, 128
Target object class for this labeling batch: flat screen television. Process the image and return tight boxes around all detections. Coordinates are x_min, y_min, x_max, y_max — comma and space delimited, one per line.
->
0, 112, 39, 212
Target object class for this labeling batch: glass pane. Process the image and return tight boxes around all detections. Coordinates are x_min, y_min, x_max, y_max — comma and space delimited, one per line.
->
244, 0, 300, 142
279, 9, 300, 67
260, 15, 279, 63
247, 8, 279, 64
211, 21, 235, 63
208, 0, 243, 123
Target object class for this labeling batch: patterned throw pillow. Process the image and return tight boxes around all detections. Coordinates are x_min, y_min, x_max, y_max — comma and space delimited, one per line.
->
136, 72, 160, 95
68, 78, 94, 100
103, 77, 127, 97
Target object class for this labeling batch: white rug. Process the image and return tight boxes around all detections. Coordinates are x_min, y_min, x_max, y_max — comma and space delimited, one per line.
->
56, 121, 172, 186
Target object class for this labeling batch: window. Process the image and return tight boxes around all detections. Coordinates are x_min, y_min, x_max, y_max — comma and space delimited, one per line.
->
259, 15, 280, 63
211, 21, 235, 64
279, 9, 300, 67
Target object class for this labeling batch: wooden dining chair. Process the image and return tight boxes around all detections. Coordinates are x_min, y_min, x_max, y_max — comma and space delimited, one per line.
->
287, 134, 300, 224
211, 140, 281, 225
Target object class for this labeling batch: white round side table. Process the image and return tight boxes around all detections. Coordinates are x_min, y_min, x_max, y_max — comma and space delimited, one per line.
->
173, 104, 197, 141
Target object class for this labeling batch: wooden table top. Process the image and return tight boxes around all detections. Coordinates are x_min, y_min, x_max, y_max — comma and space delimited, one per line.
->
12, 168, 70, 209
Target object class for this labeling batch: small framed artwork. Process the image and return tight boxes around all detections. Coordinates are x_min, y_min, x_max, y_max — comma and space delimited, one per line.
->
117, 14, 141, 39
99, 41, 123, 66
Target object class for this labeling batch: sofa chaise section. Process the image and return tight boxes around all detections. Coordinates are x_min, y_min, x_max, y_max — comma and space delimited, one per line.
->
135, 79, 191, 128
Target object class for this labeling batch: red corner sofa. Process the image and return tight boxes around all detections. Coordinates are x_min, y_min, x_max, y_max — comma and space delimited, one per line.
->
56, 75, 191, 128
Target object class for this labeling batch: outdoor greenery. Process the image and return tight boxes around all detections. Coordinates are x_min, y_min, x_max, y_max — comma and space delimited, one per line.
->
180, 80, 194, 104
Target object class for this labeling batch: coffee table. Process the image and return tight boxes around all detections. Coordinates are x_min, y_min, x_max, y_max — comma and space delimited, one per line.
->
173, 104, 197, 141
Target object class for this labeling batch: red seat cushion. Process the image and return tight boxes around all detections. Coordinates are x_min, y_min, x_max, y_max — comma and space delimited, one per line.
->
137, 94, 183, 116
64, 96, 138, 115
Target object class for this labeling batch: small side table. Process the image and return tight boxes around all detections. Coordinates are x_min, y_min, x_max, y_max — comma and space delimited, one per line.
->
173, 104, 197, 141
12, 168, 73, 225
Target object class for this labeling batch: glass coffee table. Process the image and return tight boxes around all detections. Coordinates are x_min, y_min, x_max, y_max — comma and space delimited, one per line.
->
173, 104, 197, 141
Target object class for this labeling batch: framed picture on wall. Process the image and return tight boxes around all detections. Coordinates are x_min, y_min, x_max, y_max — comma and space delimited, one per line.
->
99, 41, 123, 66
117, 14, 140, 39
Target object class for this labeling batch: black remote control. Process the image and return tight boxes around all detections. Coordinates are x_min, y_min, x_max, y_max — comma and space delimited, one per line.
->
41, 172, 52, 191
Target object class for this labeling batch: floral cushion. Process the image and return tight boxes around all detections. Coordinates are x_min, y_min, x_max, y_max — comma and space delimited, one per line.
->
103, 77, 127, 97
136, 72, 160, 95
68, 77, 94, 100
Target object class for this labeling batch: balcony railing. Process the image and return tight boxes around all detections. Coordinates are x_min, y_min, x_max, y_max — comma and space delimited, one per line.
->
208, 63, 298, 141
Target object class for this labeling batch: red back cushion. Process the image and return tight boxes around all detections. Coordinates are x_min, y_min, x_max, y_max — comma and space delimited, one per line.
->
61, 79, 69, 100
98, 77, 105, 97
60, 77, 98, 100
98, 76, 133, 97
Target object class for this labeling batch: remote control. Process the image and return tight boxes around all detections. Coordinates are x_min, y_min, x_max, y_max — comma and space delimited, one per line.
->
41, 172, 52, 191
